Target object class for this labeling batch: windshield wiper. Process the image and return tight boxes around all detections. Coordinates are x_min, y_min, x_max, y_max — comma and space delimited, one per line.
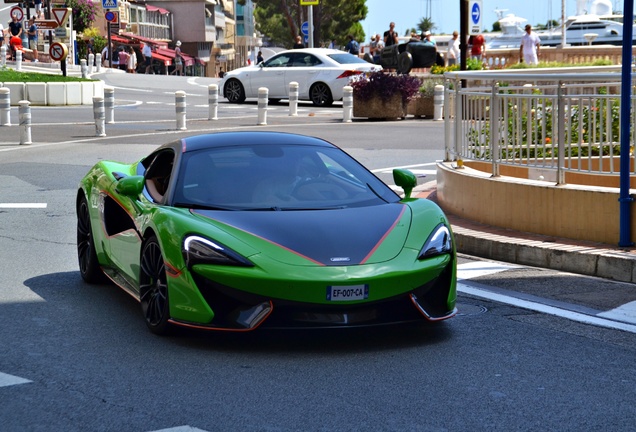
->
366, 183, 390, 203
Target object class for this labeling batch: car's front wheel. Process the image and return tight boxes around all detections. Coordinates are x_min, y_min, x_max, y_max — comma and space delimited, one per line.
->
224, 79, 246, 103
139, 236, 171, 335
77, 194, 106, 284
310, 82, 333, 107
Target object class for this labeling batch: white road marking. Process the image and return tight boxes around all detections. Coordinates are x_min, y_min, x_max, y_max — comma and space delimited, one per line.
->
598, 300, 636, 324
457, 261, 521, 280
0, 203, 47, 208
149, 427, 208, 432
371, 162, 437, 173
0, 372, 32, 388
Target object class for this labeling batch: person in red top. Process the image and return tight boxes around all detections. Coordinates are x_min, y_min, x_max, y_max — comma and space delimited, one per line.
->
469, 34, 486, 61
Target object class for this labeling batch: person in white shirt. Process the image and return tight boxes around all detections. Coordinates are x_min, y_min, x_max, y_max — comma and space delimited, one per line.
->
446, 30, 460, 66
520, 24, 541, 65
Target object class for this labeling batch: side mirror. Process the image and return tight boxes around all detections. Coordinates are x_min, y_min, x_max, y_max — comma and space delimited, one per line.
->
116, 175, 145, 198
393, 168, 417, 199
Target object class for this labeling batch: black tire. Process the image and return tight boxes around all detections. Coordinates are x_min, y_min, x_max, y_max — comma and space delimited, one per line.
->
310, 82, 334, 107
139, 236, 171, 335
77, 194, 107, 284
398, 52, 413, 74
224, 79, 246, 103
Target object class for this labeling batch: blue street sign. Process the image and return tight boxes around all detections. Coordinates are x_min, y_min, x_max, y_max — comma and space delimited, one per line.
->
301, 21, 309, 36
102, 0, 118, 10
471, 2, 480, 25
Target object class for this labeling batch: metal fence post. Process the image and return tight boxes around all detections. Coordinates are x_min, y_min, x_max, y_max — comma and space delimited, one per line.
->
208, 84, 218, 120
557, 82, 565, 185
0, 87, 11, 126
19, 100, 31, 145
175, 91, 187, 130
491, 82, 500, 177
444, 80, 452, 161
342, 86, 353, 123
257, 87, 268, 125
104, 86, 115, 124
289, 81, 299, 116
454, 79, 462, 162
93, 96, 106, 137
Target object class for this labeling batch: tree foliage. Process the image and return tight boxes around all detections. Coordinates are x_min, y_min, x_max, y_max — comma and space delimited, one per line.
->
253, 0, 368, 48
417, 17, 435, 33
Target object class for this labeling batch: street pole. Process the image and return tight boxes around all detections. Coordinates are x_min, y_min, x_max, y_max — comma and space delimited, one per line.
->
308, 5, 314, 48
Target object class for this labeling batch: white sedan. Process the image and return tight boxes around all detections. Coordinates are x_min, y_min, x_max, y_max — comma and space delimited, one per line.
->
221, 48, 382, 107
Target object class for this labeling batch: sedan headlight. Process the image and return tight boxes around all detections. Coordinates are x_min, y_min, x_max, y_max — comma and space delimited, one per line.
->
419, 224, 453, 259
183, 235, 253, 267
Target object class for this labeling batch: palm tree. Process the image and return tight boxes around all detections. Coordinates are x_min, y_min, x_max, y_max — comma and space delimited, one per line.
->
418, 17, 436, 33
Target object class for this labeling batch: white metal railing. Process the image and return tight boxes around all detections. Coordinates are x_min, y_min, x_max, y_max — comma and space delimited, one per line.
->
443, 68, 636, 184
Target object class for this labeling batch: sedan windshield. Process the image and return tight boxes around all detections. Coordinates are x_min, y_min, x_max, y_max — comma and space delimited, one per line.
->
173, 143, 400, 210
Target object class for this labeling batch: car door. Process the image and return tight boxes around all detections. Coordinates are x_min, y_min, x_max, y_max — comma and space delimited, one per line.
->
249, 53, 291, 97
284, 53, 321, 98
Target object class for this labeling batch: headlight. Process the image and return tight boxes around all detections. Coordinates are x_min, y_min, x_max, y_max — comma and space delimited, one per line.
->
419, 224, 453, 259
183, 235, 253, 267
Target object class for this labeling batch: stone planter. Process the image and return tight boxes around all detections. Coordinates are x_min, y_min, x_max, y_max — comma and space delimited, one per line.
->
407, 95, 434, 118
353, 93, 406, 120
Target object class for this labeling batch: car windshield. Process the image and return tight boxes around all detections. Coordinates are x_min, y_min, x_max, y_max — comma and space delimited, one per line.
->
173, 143, 400, 210
328, 53, 371, 65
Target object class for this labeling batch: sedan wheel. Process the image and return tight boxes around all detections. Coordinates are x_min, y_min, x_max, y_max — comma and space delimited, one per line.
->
77, 194, 106, 284
224, 79, 246, 103
310, 83, 334, 107
140, 236, 171, 335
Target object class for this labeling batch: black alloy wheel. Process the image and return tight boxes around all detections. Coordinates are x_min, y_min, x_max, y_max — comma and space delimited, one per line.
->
139, 236, 171, 335
77, 195, 106, 284
224, 79, 246, 103
310, 82, 334, 107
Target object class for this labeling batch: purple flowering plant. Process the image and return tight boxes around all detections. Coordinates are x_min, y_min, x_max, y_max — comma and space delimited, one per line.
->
350, 71, 421, 104
66, 0, 97, 34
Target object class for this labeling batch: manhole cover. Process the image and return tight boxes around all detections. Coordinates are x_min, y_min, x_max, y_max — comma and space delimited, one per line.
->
456, 302, 488, 316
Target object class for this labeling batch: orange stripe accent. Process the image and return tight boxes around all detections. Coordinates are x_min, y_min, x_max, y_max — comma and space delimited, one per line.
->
360, 206, 406, 264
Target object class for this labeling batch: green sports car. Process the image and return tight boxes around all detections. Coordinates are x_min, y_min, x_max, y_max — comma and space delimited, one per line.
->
76, 132, 457, 334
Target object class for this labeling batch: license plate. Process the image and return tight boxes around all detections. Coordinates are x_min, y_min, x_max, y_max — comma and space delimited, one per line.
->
326, 285, 369, 301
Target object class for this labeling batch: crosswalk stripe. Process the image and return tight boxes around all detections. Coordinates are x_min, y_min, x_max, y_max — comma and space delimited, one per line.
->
0, 372, 32, 388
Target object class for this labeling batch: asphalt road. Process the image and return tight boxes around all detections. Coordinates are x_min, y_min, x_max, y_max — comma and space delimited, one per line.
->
0, 70, 635, 431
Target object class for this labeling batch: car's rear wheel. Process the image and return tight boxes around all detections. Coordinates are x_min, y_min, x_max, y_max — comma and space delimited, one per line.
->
310, 82, 334, 107
224, 79, 246, 103
77, 194, 106, 284
140, 236, 171, 335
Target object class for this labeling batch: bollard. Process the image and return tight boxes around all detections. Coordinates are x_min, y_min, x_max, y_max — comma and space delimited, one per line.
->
16, 50, 22, 71
80, 59, 88, 79
342, 86, 353, 123
175, 91, 187, 130
93, 96, 106, 137
257, 87, 268, 125
0, 45, 6, 67
289, 82, 299, 116
88, 54, 94, 74
104, 86, 115, 124
433, 85, 444, 121
19, 101, 31, 145
208, 84, 218, 120
0, 87, 10, 126
95, 53, 102, 73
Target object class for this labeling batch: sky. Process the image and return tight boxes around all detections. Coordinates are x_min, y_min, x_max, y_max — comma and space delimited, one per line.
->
360, 0, 625, 36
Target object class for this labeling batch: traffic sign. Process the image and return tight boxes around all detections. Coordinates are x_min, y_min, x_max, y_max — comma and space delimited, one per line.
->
105, 10, 119, 24
10, 6, 23, 21
35, 20, 58, 30
52, 8, 69, 26
300, 0, 319, 5
49, 42, 68, 62
102, 0, 117, 9
469, 0, 482, 34
301, 21, 309, 36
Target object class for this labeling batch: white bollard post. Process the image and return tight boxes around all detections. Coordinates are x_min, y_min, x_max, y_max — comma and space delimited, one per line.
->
208, 84, 218, 120
93, 96, 106, 137
19, 101, 31, 145
433, 85, 444, 121
343, 86, 353, 123
289, 81, 299, 116
104, 86, 115, 124
175, 91, 187, 130
88, 54, 94, 74
16, 50, 22, 71
257, 87, 268, 125
80, 59, 88, 79
0, 46, 6, 67
95, 53, 102, 73
0, 87, 10, 126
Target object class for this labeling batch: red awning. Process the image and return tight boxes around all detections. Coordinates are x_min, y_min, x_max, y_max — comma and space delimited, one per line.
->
151, 52, 172, 66
155, 47, 196, 67
110, 34, 130, 44
146, 4, 170, 14
119, 33, 169, 48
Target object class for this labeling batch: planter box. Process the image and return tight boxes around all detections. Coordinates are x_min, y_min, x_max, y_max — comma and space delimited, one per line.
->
407, 95, 434, 118
353, 93, 406, 120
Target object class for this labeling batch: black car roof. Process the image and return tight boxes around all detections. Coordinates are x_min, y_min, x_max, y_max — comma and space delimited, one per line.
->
173, 132, 335, 153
